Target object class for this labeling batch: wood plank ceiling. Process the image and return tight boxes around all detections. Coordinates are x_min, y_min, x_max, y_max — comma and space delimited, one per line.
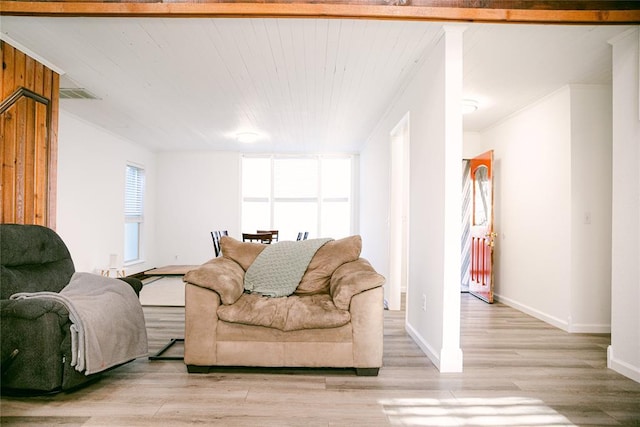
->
0, 16, 636, 152
1, 17, 445, 152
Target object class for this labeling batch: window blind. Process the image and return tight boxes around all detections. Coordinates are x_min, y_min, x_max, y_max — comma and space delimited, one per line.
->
125, 165, 144, 220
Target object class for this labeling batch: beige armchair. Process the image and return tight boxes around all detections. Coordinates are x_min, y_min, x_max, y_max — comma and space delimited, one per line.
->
183, 235, 385, 375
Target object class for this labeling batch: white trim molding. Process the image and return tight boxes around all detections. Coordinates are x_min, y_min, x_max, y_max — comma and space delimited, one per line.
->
608, 345, 640, 383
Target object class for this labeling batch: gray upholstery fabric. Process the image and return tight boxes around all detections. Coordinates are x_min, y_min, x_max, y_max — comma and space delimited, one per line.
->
0, 224, 75, 299
1, 224, 76, 393
0, 224, 143, 394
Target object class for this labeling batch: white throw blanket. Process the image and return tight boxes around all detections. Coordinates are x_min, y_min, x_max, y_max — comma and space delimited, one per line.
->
10, 272, 148, 375
244, 238, 333, 297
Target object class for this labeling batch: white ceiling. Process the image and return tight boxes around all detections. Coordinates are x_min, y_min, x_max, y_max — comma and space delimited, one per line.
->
0, 17, 633, 153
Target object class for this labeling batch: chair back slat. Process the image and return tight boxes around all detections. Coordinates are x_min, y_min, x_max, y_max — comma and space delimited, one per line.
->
256, 230, 278, 242
242, 232, 272, 244
211, 230, 228, 257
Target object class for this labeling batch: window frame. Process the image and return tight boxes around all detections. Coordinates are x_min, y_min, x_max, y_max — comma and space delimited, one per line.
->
241, 154, 356, 240
124, 163, 145, 265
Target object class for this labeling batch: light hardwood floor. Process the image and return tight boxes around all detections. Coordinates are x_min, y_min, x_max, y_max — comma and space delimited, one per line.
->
1, 294, 639, 426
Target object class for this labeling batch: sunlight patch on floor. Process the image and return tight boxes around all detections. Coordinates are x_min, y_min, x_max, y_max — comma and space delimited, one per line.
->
379, 396, 574, 426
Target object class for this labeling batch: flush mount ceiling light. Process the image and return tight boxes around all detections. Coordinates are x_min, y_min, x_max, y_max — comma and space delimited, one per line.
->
236, 132, 259, 144
462, 99, 479, 114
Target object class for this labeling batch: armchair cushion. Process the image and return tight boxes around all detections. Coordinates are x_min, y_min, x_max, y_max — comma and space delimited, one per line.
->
295, 235, 362, 295
196, 235, 364, 299
183, 257, 245, 305
219, 236, 265, 271
330, 258, 386, 310
217, 293, 350, 331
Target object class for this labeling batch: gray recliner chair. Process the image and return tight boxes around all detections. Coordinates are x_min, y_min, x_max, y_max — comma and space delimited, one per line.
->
0, 224, 144, 394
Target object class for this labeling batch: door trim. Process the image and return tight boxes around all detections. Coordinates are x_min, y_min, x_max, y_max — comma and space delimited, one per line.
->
388, 112, 410, 311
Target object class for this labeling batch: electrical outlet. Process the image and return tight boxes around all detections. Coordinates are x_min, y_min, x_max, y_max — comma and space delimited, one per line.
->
422, 294, 427, 311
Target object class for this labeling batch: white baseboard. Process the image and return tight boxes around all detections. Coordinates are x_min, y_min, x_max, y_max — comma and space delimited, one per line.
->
405, 322, 463, 373
608, 345, 640, 383
569, 323, 611, 334
494, 293, 611, 334
494, 293, 569, 331
405, 322, 440, 368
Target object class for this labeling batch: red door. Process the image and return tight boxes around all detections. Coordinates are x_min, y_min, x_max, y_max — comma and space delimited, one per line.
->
469, 150, 496, 303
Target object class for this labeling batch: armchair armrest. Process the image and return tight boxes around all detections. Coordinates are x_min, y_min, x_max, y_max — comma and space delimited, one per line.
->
329, 258, 385, 310
184, 283, 221, 366
183, 257, 245, 305
350, 286, 384, 369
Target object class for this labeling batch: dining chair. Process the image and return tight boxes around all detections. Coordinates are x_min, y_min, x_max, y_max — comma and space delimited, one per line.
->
256, 230, 279, 242
211, 230, 228, 257
242, 232, 273, 244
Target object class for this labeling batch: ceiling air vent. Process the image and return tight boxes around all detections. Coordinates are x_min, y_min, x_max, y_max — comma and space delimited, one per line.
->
59, 88, 100, 100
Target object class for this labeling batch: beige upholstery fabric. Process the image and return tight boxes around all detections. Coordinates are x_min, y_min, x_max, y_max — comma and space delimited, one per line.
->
183, 257, 244, 305
330, 258, 386, 310
219, 236, 266, 271
216, 293, 350, 331
184, 235, 384, 372
184, 284, 220, 366
216, 320, 353, 342
350, 286, 384, 368
295, 235, 362, 295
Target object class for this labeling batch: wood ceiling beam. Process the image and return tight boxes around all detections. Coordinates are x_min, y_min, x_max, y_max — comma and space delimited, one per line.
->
1, 1, 639, 24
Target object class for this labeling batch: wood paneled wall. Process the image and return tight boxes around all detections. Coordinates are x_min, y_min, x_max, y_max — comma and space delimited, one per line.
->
1, 40, 59, 228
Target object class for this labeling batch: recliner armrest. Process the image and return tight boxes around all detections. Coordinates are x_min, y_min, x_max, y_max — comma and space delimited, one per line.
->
118, 277, 143, 296
1, 298, 70, 392
1, 298, 69, 323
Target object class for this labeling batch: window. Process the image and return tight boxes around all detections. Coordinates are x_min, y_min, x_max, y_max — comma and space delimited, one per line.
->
242, 155, 354, 240
124, 164, 145, 263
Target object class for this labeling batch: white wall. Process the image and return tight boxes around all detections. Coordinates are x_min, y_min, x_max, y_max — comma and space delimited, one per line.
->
474, 84, 613, 333
57, 110, 157, 275
154, 151, 241, 267
359, 135, 391, 285
608, 28, 640, 383
360, 28, 464, 372
570, 85, 613, 333
480, 87, 573, 328
462, 131, 484, 159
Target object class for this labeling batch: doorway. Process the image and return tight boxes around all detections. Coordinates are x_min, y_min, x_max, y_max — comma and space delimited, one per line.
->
388, 112, 410, 311
461, 159, 471, 293
462, 150, 496, 303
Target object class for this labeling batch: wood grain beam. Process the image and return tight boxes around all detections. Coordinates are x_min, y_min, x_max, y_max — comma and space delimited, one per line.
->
1, 41, 59, 228
0, 1, 638, 24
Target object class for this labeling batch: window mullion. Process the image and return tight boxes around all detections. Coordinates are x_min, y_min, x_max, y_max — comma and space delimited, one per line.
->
242, 154, 353, 240
317, 156, 322, 237
270, 155, 275, 229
